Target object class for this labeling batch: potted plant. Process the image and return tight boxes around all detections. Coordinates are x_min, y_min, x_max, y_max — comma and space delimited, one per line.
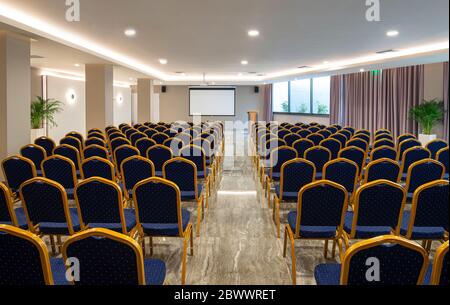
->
409, 98, 445, 146
30, 96, 63, 142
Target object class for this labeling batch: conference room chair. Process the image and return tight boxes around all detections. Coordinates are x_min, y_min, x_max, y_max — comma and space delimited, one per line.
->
308, 126, 320, 133
320, 138, 342, 159
20, 144, 47, 176
339, 146, 367, 179
84, 137, 106, 148
134, 138, 156, 157
289, 126, 302, 134
164, 137, 184, 156
314, 235, 428, 285
108, 132, 127, 145
397, 138, 423, 158
283, 133, 302, 147
121, 156, 155, 205
134, 123, 144, 129
42, 155, 77, 200
297, 129, 312, 139
277, 129, 291, 140
88, 128, 103, 135
352, 134, 371, 144
35, 136, 56, 157
53, 144, 82, 178
426, 241, 449, 285
436, 147, 449, 180
346, 138, 369, 154
397, 133, 417, 145
137, 125, 150, 133
258, 138, 287, 181
19, 177, 80, 254
147, 145, 173, 177
426, 139, 448, 159
283, 180, 348, 285
306, 133, 325, 146
374, 133, 394, 142
273, 159, 316, 238
191, 138, 217, 184
81, 157, 115, 181
106, 125, 119, 133
330, 133, 348, 148
1, 155, 37, 197
370, 145, 397, 162
143, 128, 158, 138
343, 180, 406, 246
154, 125, 167, 133
56, 228, 166, 285
265, 146, 298, 204
125, 129, 139, 140
304, 146, 331, 178
326, 126, 338, 134
401, 180, 448, 252
363, 158, 401, 184
0, 224, 57, 285
180, 145, 211, 194
338, 129, 352, 141
355, 129, 371, 137
374, 129, 391, 137
399, 147, 431, 180
175, 132, 193, 146
163, 158, 206, 237
130, 132, 147, 146
372, 138, 396, 150
151, 132, 170, 145
60, 136, 83, 153
0, 182, 27, 229
404, 159, 445, 201
132, 177, 193, 285
65, 131, 84, 148
323, 159, 359, 198
318, 129, 332, 139
113, 145, 140, 177
82, 144, 109, 160
75, 177, 137, 235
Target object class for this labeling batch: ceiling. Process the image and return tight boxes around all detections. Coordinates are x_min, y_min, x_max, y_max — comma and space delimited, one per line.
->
0, 0, 448, 84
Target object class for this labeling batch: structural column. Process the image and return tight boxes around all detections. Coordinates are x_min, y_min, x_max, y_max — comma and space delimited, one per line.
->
137, 78, 154, 123
0, 32, 31, 169
85, 64, 114, 130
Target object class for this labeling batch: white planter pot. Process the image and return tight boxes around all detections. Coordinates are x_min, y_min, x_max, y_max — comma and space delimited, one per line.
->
30, 128, 46, 143
418, 134, 437, 147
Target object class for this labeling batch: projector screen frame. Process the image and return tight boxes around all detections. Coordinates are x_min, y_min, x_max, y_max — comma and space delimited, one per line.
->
188, 87, 236, 117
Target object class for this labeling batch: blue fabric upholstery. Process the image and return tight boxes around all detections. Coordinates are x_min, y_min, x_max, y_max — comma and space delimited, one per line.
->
35, 138, 55, 156
180, 147, 208, 178
54, 146, 80, 170
427, 141, 448, 159
278, 161, 315, 201
305, 148, 330, 173
398, 140, 421, 160
136, 139, 156, 156
164, 161, 199, 200
110, 138, 129, 153
330, 134, 347, 148
141, 209, 190, 236
269, 148, 297, 177
2, 157, 35, 193
60, 137, 82, 153
325, 161, 358, 193
148, 147, 172, 172
401, 148, 430, 174
347, 139, 368, 152
180, 185, 204, 201
407, 161, 444, 194
115, 146, 139, 171
122, 158, 154, 195
0, 231, 48, 285
42, 158, 76, 190
314, 264, 341, 285
438, 149, 449, 175
400, 211, 445, 239
130, 133, 146, 146
292, 140, 314, 158
21, 146, 46, 170
85, 138, 105, 148
21, 180, 79, 235
344, 212, 395, 238
284, 134, 301, 147
152, 133, 169, 144
321, 139, 341, 159
340, 148, 365, 173
307, 134, 324, 146
287, 212, 338, 238
82, 159, 114, 181
371, 147, 397, 161
0, 189, 28, 228
83, 146, 108, 160
366, 161, 400, 183
50, 258, 70, 285
88, 209, 137, 233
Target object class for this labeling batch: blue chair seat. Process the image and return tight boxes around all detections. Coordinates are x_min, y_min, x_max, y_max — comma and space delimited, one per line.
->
401, 173, 408, 180
444, 173, 449, 180
344, 211, 393, 238
423, 264, 433, 285
181, 184, 204, 201
400, 211, 446, 240
406, 193, 414, 201
316, 172, 323, 179
287, 211, 338, 238
155, 171, 163, 177
274, 185, 298, 201
197, 168, 211, 179
87, 208, 136, 233
314, 263, 341, 285
38, 208, 80, 235
66, 188, 75, 200
50, 257, 166, 285
76, 170, 81, 179
36, 170, 43, 176
0, 207, 28, 229
141, 208, 190, 236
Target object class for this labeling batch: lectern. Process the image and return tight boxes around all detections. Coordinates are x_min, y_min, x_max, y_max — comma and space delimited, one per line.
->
247, 111, 258, 133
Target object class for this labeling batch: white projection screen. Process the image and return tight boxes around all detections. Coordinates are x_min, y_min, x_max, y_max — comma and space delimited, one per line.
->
189, 88, 236, 116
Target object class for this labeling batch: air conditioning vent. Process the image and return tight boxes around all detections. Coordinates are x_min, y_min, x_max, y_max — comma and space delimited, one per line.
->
376, 49, 397, 54
30, 55, 45, 59
298, 65, 311, 69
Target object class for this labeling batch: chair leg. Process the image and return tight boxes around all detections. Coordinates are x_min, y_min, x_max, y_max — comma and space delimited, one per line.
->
182, 224, 193, 285
283, 226, 297, 285
141, 236, 146, 257
426, 240, 432, 252
57, 235, 62, 253
196, 199, 202, 237
331, 240, 337, 258
324, 240, 329, 259
49, 235, 56, 255
276, 199, 281, 239
149, 237, 153, 256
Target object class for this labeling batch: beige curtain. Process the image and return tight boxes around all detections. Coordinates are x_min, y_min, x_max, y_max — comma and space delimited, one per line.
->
444, 62, 449, 142
263, 84, 273, 122
330, 75, 343, 125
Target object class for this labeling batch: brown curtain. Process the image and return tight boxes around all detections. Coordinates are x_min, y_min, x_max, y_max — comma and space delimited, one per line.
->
330, 75, 343, 125
444, 62, 449, 142
263, 84, 273, 122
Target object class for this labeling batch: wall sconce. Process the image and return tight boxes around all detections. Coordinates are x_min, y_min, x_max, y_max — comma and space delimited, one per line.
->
116, 94, 123, 105
66, 89, 77, 105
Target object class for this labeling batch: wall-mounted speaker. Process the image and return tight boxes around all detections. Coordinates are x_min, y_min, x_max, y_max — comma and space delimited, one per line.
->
161, 85, 167, 93
254, 86, 260, 94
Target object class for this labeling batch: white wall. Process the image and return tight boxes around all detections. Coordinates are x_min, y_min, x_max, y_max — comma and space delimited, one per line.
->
113, 86, 132, 126
47, 76, 86, 142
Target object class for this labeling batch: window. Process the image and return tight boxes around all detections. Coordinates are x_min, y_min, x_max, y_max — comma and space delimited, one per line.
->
272, 76, 330, 115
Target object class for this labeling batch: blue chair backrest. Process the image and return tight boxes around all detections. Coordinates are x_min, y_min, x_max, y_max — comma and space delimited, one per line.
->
152, 133, 169, 145
110, 138, 130, 153
318, 130, 331, 139
134, 179, 181, 232
164, 159, 196, 192
401, 147, 430, 174
412, 181, 449, 232
270, 147, 297, 174
339, 147, 366, 173
307, 134, 325, 146
85, 138, 105, 148
398, 139, 421, 160
148, 146, 173, 172
292, 139, 314, 158
347, 139, 368, 152
2, 157, 36, 192
320, 139, 341, 159
305, 147, 331, 173
42, 157, 76, 189
297, 181, 347, 231
371, 147, 397, 161
344, 237, 427, 285
330, 133, 347, 147
437, 148, 449, 174
0, 226, 51, 285
180, 146, 206, 174
281, 160, 316, 194
54, 145, 81, 170
284, 134, 301, 147
324, 160, 358, 193
277, 129, 290, 139
406, 160, 444, 194
365, 159, 400, 183
131, 133, 146, 146
60, 137, 82, 152
426, 140, 448, 159
82, 158, 114, 180
339, 129, 352, 140
114, 146, 139, 172
75, 179, 123, 226
297, 129, 312, 138
35, 137, 55, 156
374, 134, 394, 142
122, 157, 154, 193
20, 179, 68, 228
398, 134, 416, 144
83, 145, 108, 160
21, 145, 46, 170
0, 184, 14, 224
136, 138, 156, 156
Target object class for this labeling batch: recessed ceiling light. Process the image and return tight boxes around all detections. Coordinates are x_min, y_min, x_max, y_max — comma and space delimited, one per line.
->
360, 68, 365, 72
159, 58, 168, 65
124, 28, 137, 37
74, 63, 81, 67
241, 60, 249, 65
323, 61, 329, 64
238, 73, 243, 76
386, 30, 399, 37
248, 30, 260, 37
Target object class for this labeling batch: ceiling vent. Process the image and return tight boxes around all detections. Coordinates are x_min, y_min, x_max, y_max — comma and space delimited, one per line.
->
30, 55, 45, 59
376, 49, 397, 54
297, 65, 311, 69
